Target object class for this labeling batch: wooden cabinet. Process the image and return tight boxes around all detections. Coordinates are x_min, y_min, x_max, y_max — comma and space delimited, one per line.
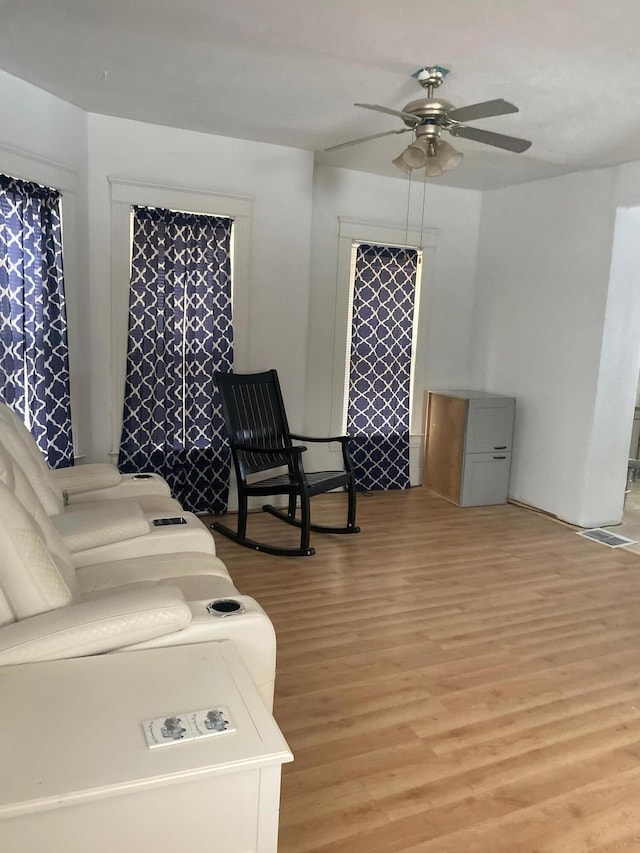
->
423, 390, 515, 507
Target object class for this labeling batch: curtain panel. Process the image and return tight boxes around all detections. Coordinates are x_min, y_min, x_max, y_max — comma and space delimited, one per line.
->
0, 174, 73, 468
346, 243, 418, 491
118, 206, 233, 513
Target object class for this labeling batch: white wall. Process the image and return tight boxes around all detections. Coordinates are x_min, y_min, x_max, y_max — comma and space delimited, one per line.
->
305, 164, 482, 481
612, 163, 640, 452
469, 167, 640, 526
0, 71, 86, 167
585, 204, 640, 523
4, 67, 640, 529
86, 114, 314, 461
0, 71, 91, 456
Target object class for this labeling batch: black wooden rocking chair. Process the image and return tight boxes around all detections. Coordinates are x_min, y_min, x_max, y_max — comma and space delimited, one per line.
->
212, 370, 360, 556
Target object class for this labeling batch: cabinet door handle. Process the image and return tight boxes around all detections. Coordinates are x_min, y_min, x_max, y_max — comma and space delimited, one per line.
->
493, 455, 507, 460
493, 446, 507, 450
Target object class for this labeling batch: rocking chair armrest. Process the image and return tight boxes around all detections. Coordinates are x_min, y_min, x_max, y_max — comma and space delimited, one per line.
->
290, 432, 356, 475
235, 442, 307, 456
289, 433, 351, 444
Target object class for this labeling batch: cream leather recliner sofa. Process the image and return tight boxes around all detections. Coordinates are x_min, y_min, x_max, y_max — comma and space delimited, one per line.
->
0, 403, 176, 507
0, 444, 276, 708
0, 404, 217, 565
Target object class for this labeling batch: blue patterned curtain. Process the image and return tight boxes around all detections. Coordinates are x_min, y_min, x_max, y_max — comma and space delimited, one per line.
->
0, 174, 73, 469
346, 243, 418, 491
118, 206, 233, 513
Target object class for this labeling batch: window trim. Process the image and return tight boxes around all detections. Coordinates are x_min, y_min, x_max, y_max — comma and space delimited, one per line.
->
0, 143, 83, 457
331, 217, 437, 445
341, 241, 424, 435
108, 178, 252, 457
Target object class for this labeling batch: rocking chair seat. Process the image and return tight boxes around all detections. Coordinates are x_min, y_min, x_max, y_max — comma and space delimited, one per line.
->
212, 370, 360, 557
246, 470, 350, 493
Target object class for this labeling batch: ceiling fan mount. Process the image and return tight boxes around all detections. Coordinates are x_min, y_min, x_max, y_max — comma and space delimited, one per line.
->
414, 65, 450, 91
325, 66, 532, 176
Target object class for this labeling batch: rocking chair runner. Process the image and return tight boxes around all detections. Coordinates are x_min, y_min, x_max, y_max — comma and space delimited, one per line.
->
212, 370, 360, 556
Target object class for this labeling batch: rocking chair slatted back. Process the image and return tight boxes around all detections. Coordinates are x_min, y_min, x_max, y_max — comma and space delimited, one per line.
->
219, 371, 292, 475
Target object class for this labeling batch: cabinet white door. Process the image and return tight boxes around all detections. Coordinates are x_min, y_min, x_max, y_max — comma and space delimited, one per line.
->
460, 452, 511, 507
465, 399, 514, 454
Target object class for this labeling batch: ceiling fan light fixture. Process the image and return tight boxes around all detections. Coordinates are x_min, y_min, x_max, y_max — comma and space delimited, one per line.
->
392, 153, 413, 174
401, 137, 429, 169
424, 139, 443, 176
424, 157, 444, 177
436, 140, 464, 173
392, 137, 463, 177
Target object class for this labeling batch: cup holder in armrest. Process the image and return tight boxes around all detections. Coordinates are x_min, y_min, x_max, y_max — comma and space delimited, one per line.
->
132, 474, 154, 480
206, 599, 246, 617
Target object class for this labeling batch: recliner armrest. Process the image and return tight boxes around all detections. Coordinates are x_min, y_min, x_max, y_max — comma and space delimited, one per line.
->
0, 586, 192, 665
52, 503, 151, 552
49, 463, 122, 495
65, 473, 173, 504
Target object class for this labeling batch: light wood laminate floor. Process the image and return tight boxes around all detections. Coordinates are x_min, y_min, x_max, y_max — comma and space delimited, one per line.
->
207, 488, 640, 852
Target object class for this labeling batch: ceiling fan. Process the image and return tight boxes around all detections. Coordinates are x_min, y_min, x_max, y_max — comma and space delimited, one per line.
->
325, 66, 532, 176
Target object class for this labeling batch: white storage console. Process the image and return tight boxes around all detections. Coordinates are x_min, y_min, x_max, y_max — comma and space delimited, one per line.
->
424, 390, 515, 507
0, 641, 292, 853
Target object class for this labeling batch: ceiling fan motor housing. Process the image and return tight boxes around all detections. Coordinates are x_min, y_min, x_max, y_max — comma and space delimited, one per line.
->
402, 98, 455, 128
414, 124, 442, 142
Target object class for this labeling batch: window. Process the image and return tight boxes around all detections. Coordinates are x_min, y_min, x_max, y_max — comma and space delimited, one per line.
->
0, 173, 73, 468
118, 205, 234, 513
344, 242, 422, 490
329, 218, 436, 488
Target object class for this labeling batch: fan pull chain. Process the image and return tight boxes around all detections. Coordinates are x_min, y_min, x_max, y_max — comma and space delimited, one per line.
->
419, 166, 428, 250
403, 169, 412, 263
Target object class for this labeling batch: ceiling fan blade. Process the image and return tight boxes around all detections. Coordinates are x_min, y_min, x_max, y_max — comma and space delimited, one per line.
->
450, 125, 532, 153
325, 127, 412, 152
355, 103, 420, 124
447, 99, 519, 123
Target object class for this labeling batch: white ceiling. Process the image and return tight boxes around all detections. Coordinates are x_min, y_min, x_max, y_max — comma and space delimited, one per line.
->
2, 0, 640, 190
